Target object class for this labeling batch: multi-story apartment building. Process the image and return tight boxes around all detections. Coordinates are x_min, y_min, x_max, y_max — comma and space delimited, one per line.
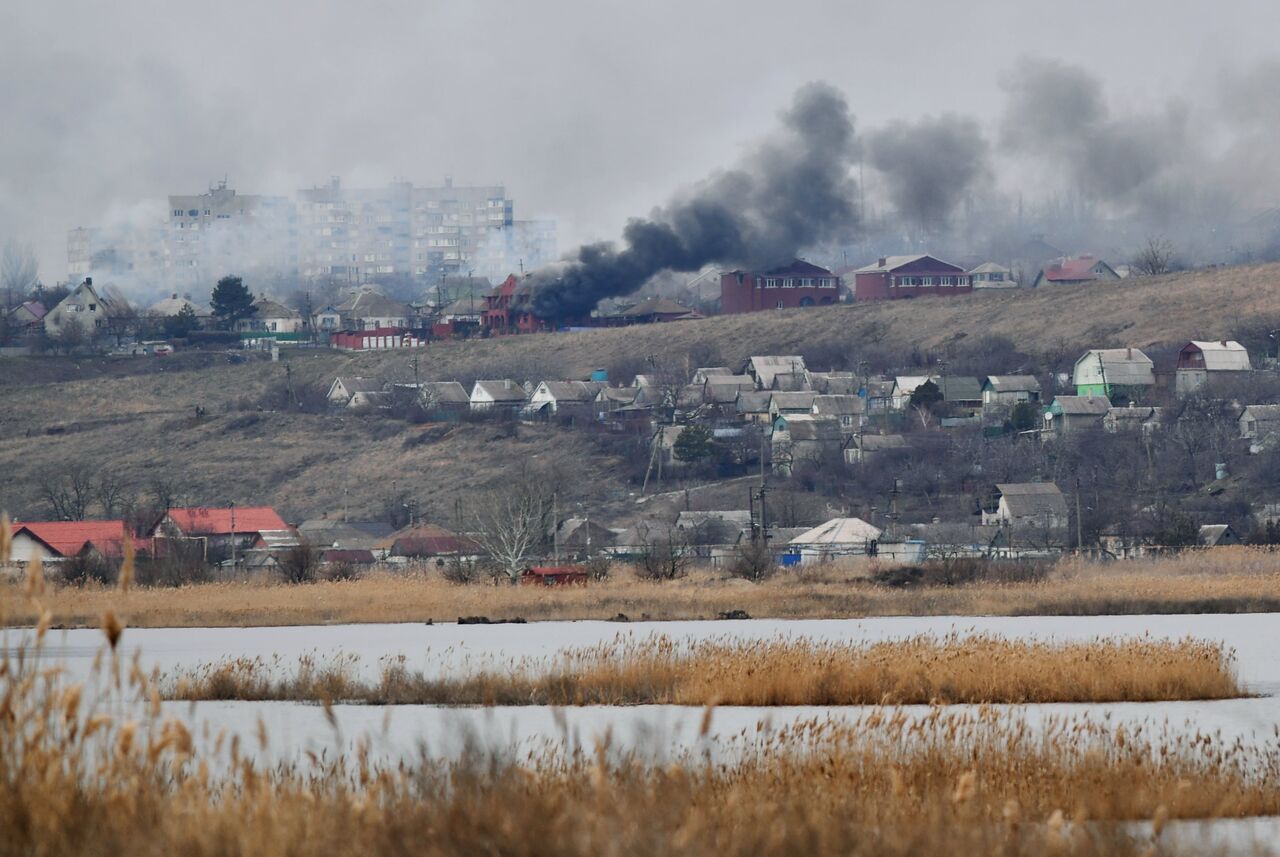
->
471, 219, 558, 282
67, 225, 167, 286
166, 180, 297, 291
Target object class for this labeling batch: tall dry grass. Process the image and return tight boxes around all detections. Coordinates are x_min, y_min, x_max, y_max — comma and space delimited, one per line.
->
167, 634, 1244, 706
0, 540, 1275, 856
6, 546, 1280, 628
3, 633, 1279, 856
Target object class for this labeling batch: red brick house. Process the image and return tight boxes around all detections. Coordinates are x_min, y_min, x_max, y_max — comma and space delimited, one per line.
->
1031, 255, 1120, 287
852, 255, 972, 301
482, 274, 549, 335
719, 259, 841, 315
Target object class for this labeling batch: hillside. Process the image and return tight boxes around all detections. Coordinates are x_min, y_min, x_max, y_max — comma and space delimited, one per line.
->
2, 262, 1279, 525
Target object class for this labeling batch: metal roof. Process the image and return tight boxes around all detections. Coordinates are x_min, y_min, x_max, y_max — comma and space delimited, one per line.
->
789, 517, 882, 546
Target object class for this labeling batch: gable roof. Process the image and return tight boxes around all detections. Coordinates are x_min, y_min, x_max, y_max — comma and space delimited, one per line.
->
1037, 256, 1117, 283
331, 377, 384, 397
1052, 395, 1112, 416
736, 391, 773, 413
619, 297, 697, 318
1076, 349, 1156, 386
789, 517, 882, 546
297, 519, 395, 549
1242, 404, 1280, 422
937, 376, 983, 402
340, 289, 411, 318
536, 380, 604, 402
770, 391, 818, 411
417, 381, 470, 404
161, 506, 288, 536
382, 523, 474, 556
968, 262, 1012, 274
983, 375, 1041, 393
775, 413, 843, 441
704, 378, 754, 404
744, 356, 807, 388
757, 259, 834, 276
252, 299, 299, 319
809, 372, 860, 395
811, 394, 865, 417
675, 510, 753, 531
13, 520, 129, 558
472, 379, 528, 402
996, 483, 1069, 519
853, 254, 964, 273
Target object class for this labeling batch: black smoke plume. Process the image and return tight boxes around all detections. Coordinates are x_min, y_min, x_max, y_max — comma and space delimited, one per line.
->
866, 114, 990, 234
529, 81, 860, 319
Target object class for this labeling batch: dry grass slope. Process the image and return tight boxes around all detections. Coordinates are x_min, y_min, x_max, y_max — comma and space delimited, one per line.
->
168, 634, 1243, 706
3, 263, 1280, 520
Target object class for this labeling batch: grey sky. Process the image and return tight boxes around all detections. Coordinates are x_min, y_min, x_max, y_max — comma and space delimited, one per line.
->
3, 0, 1279, 281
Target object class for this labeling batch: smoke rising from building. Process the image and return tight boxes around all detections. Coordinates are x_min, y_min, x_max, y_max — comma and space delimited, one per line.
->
528, 82, 861, 319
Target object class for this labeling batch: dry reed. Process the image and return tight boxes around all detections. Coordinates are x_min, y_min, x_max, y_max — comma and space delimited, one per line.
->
166, 634, 1244, 706
6, 547, 1280, 628
2, 634, 1278, 856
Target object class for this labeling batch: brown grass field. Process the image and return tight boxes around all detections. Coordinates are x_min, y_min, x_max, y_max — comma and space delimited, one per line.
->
4, 547, 1280, 629
3, 620, 1278, 856
4, 261, 1280, 523
168, 634, 1242, 705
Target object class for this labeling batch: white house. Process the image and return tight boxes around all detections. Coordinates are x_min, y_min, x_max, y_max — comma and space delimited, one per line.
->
525, 381, 604, 416
786, 517, 882, 563
981, 483, 1069, 529
743, 355, 809, 390
968, 262, 1018, 289
327, 376, 384, 406
236, 299, 303, 335
470, 379, 529, 411
1073, 348, 1155, 399
43, 278, 123, 337
339, 287, 412, 330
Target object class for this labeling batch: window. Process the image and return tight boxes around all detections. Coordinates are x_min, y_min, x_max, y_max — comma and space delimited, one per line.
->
921, 277, 935, 286
776, 300, 785, 309
88, 303, 96, 311
991, 272, 1005, 281
188, 209, 198, 217
764, 278, 777, 288
940, 276, 954, 286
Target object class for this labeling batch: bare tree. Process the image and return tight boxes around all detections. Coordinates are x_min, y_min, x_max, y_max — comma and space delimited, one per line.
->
56, 317, 87, 354
278, 540, 321, 584
1133, 237, 1175, 277
39, 464, 97, 520
635, 527, 693, 581
95, 469, 132, 517
471, 480, 551, 583
0, 241, 39, 302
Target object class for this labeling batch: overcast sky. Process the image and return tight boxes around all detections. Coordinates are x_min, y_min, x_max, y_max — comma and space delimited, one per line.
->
4, 0, 1280, 280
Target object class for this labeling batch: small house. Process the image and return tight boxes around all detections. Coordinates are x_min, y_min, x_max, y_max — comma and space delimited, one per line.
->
981, 375, 1042, 406
771, 414, 843, 474
702, 375, 755, 405
148, 506, 291, 557
968, 262, 1018, 289
1239, 404, 1280, 441
1199, 524, 1242, 548
327, 377, 384, 407
1103, 406, 1162, 434
1072, 349, 1155, 400
769, 391, 818, 418
743, 356, 808, 391
470, 379, 528, 411
1175, 341, 1251, 395
786, 518, 882, 563
844, 433, 908, 464
1031, 256, 1120, 287
810, 394, 865, 433
809, 371, 859, 395
236, 299, 303, 336
43, 278, 126, 338
981, 483, 1069, 530
1046, 395, 1111, 435
9, 520, 130, 564
691, 366, 734, 385
736, 391, 774, 424
890, 376, 933, 410
526, 381, 604, 416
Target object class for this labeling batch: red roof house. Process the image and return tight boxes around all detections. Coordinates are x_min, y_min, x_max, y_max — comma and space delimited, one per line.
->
11, 520, 129, 563
150, 506, 289, 538
1031, 255, 1120, 287
382, 523, 476, 558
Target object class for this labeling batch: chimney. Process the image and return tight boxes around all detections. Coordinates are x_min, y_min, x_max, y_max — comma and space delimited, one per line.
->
1127, 347, 1132, 359
172, 293, 178, 300
84, 277, 92, 286
878, 257, 887, 267
503, 379, 511, 390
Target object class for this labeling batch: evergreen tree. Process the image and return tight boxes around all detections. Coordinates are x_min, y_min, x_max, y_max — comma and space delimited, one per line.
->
673, 424, 714, 463
210, 276, 255, 330
163, 304, 201, 339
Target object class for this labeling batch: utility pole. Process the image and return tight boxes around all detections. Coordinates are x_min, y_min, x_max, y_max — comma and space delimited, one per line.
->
229, 501, 237, 570
552, 491, 560, 563
1075, 474, 1084, 552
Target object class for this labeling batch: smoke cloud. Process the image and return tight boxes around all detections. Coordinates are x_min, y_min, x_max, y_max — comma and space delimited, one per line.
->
528, 82, 860, 319
866, 114, 990, 234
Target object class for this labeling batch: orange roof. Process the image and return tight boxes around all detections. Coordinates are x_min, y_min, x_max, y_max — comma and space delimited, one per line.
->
162, 506, 288, 536
14, 520, 128, 558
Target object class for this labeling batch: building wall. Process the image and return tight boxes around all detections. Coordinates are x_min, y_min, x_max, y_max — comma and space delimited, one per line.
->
9, 533, 56, 564
719, 272, 840, 314
855, 258, 972, 301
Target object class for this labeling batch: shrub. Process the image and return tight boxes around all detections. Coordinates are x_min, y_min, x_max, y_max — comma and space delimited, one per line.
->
321, 562, 362, 582
873, 558, 1052, 588
56, 553, 118, 587
278, 543, 321, 584
583, 554, 613, 581
726, 539, 776, 582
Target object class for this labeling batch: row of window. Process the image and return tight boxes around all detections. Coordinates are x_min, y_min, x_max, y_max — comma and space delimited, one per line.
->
893, 276, 971, 287
760, 277, 837, 288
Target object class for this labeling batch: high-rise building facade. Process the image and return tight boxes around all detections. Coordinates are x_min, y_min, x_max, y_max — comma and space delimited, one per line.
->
166, 180, 297, 290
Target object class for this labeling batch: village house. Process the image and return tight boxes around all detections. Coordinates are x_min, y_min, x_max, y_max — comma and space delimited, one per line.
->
1199, 524, 1243, 547
149, 293, 211, 320
863, 378, 896, 413
890, 376, 933, 410
296, 519, 395, 554
525, 380, 605, 417
235, 299, 303, 337
719, 259, 841, 314
339, 287, 413, 330
605, 296, 700, 324
1103, 405, 1163, 434
968, 262, 1018, 289
327, 376, 384, 407
1031, 255, 1120, 287
402, 381, 470, 410
785, 517, 882, 563
810, 371, 860, 395
1073, 348, 1155, 401
743, 355, 809, 390
852, 255, 973, 301
470, 379, 529, 411
2, 300, 46, 336
937, 376, 984, 414
552, 516, 617, 556
735, 391, 774, 425
702, 376, 755, 407
482, 274, 546, 334
380, 523, 476, 560
311, 305, 342, 332
691, 367, 734, 385
1175, 340, 1252, 395
811, 394, 865, 435
9, 520, 130, 565
675, 510, 753, 548
771, 413, 844, 474
147, 506, 291, 561
1046, 395, 1111, 435
981, 483, 1070, 530
768, 391, 818, 418
1239, 404, 1280, 442
43, 278, 128, 338
981, 375, 1042, 406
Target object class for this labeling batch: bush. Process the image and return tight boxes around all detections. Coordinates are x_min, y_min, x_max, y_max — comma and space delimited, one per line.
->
56, 553, 118, 587
321, 561, 362, 582
726, 539, 776, 582
441, 556, 484, 584
278, 543, 321, 584
635, 534, 692, 581
583, 554, 613, 581
872, 558, 1052, 588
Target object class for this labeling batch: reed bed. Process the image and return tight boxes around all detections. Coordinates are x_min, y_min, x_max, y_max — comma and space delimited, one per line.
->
166, 634, 1244, 706
7, 550, 1280, 628
4, 634, 1278, 856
